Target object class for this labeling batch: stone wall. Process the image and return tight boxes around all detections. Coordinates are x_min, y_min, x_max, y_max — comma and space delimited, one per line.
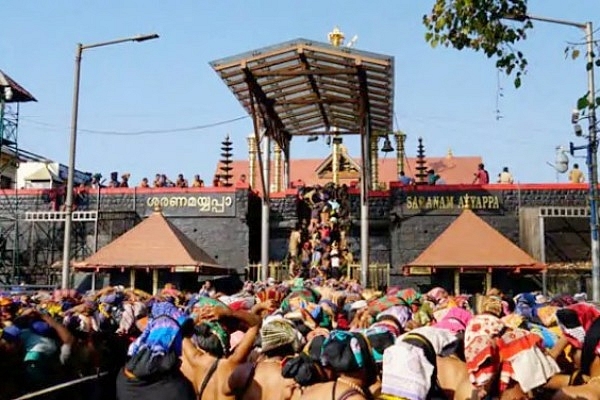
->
268, 184, 592, 288
0, 183, 594, 289
0, 187, 253, 283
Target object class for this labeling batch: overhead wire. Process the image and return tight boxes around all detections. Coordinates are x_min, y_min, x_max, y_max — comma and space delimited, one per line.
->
19, 115, 250, 136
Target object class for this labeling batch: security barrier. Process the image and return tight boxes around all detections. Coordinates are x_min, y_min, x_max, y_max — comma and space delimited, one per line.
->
0, 284, 58, 295
12, 371, 109, 400
245, 262, 390, 289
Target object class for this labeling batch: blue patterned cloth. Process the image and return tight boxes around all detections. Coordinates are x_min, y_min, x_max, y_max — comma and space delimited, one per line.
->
527, 322, 558, 349
320, 330, 365, 371
128, 301, 188, 358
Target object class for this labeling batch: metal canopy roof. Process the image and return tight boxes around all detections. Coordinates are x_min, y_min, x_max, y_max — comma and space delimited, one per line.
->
210, 39, 394, 147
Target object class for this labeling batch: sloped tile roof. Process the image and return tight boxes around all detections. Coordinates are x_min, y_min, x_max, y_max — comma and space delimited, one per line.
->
218, 154, 482, 193
405, 209, 545, 270
0, 69, 37, 103
74, 211, 228, 273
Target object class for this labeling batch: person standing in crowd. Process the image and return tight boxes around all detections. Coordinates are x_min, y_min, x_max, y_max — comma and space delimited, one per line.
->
427, 169, 440, 185
472, 163, 489, 184
569, 163, 585, 183
176, 174, 188, 188
139, 177, 150, 188
497, 167, 514, 184
398, 171, 413, 185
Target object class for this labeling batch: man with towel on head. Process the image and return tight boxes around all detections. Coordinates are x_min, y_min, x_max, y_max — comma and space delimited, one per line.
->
233, 318, 302, 400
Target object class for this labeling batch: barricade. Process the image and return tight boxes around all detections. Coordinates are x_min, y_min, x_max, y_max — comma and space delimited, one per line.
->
12, 371, 110, 400
346, 263, 391, 289
245, 263, 290, 282
0, 284, 58, 296
246, 262, 390, 289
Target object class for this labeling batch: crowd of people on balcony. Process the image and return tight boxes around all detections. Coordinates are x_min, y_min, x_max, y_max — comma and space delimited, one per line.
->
82, 172, 251, 190
397, 163, 518, 186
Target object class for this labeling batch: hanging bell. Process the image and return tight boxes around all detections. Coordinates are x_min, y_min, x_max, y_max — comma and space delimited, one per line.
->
307, 135, 319, 143
381, 136, 394, 153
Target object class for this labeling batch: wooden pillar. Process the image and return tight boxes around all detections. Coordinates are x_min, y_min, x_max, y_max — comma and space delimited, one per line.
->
485, 270, 493, 293
394, 131, 406, 177
332, 136, 340, 185
273, 142, 282, 192
370, 135, 379, 190
129, 269, 136, 289
152, 269, 159, 295
454, 269, 460, 295
247, 134, 258, 189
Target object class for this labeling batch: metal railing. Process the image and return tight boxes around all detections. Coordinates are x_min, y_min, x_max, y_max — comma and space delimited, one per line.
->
0, 284, 58, 295
346, 263, 390, 289
245, 262, 391, 289
245, 263, 290, 282
13, 371, 109, 400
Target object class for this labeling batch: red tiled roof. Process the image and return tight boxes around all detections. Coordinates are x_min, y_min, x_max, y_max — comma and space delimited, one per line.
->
404, 209, 545, 270
74, 211, 229, 274
219, 154, 482, 193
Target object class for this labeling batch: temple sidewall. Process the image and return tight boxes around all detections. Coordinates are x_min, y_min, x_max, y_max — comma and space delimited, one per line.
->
0, 185, 594, 293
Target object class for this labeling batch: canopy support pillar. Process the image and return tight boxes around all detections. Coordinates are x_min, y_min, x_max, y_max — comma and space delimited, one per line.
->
485, 271, 492, 293
283, 144, 290, 190
539, 215, 547, 296
260, 134, 271, 281
129, 269, 136, 289
152, 269, 159, 295
454, 270, 460, 296
358, 65, 372, 287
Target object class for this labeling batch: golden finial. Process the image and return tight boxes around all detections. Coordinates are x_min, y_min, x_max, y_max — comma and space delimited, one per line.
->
153, 204, 162, 213
328, 27, 345, 47
446, 148, 453, 159
463, 194, 470, 210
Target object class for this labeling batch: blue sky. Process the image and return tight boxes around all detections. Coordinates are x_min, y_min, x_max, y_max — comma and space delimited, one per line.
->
1, 1, 598, 184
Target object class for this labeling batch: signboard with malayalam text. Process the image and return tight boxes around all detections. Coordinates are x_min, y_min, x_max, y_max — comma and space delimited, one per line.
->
143, 193, 236, 217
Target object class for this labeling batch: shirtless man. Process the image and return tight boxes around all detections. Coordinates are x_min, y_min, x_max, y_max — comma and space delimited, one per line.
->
241, 319, 300, 400
181, 304, 263, 400
298, 331, 376, 400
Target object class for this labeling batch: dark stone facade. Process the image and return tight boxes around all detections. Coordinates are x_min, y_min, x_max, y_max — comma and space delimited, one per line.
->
0, 188, 253, 283
268, 184, 592, 289
0, 184, 593, 291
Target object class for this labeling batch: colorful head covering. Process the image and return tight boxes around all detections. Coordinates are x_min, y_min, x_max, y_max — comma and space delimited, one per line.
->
376, 305, 411, 330
307, 327, 330, 342
260, 319, 299, 353
434, 307, 472, 333
256, 288, 286, 305
0, 324, 20, 342
481, 296, 503, 318
363, 325, 395, 363
396, 288, 421, 306
195, 321, 231, 357
426, 287, 448, 304
514, 293, 537, 320
128, 301, 187, 358
0, 297, 13, 307
556, 303, 600, 349
320, 330, 370, 373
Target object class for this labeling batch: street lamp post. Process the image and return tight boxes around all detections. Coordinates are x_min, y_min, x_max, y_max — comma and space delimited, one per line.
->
507, 15, 598, 301
61, 34, 159, 290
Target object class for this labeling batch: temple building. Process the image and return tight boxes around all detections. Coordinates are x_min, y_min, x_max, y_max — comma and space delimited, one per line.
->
218, 134, 482, 191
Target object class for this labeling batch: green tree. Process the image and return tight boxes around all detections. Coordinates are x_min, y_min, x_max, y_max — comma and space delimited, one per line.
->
423, 0, 600, 111
423, 0, 532, 88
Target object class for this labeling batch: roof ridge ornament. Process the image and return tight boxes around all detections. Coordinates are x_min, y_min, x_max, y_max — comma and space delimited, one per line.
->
328, 27, 345, 47
462, 194, 470, 210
